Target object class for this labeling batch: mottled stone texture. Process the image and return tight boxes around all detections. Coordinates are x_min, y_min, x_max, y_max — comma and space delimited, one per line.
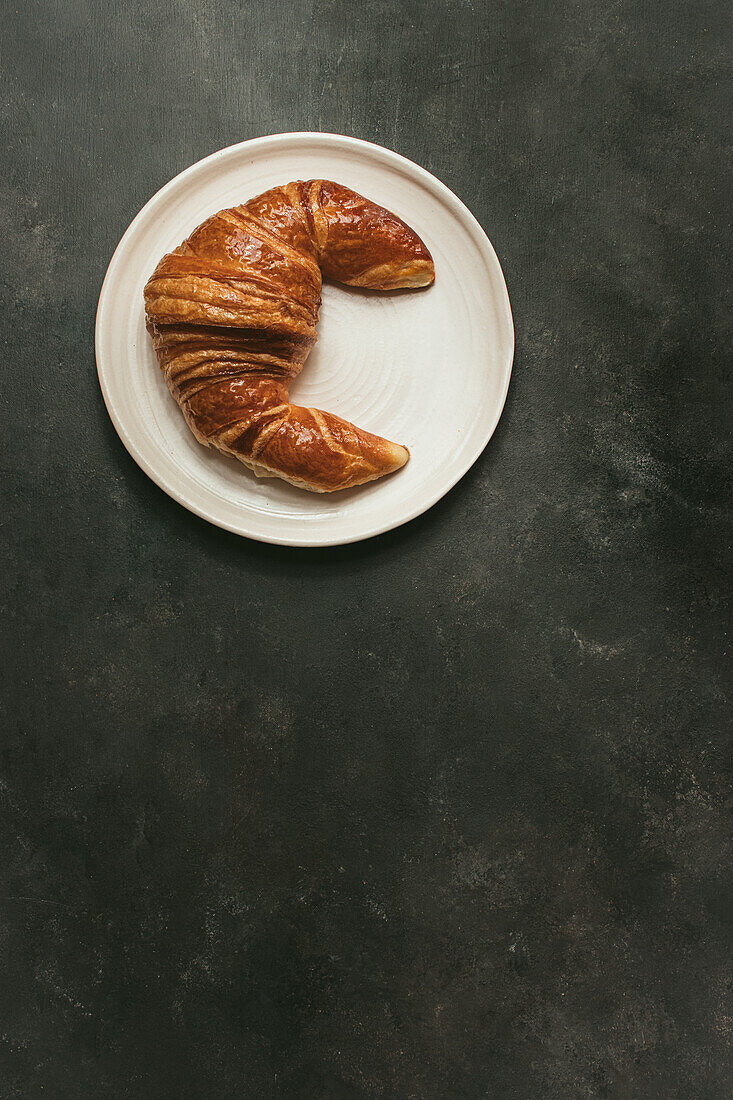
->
1, 1, 731, 1097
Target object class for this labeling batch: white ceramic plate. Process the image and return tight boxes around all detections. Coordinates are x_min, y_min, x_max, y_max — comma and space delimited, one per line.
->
96, 133, 513, 546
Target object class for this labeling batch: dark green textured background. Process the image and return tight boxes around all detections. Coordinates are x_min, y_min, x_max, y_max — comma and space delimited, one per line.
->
1, 1, 731, 1096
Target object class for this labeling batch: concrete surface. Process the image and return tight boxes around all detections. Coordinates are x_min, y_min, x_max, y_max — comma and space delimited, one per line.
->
1, 1, 731, 1096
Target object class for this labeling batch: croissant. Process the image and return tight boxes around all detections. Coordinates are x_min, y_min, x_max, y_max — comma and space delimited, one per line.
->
143, 180, 435, 492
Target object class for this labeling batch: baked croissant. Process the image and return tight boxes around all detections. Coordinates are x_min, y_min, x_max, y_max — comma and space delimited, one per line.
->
143, 180, 434, 492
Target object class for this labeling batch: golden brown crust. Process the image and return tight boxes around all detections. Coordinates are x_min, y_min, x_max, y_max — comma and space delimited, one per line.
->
144, 180, 434, 492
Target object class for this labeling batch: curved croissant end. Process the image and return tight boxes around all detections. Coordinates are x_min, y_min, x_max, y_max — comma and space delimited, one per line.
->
144, 180, 435, 492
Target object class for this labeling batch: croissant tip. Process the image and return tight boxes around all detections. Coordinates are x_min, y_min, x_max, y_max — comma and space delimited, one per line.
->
391, 442, 410, 470
405, 265, 435, 290
392, 262, 435, 290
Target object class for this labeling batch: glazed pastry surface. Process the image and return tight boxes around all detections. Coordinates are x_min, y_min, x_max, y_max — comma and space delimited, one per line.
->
144, 180, 434, 492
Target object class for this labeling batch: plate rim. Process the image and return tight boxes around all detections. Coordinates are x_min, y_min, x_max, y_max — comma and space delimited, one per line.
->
95, 131, 514, 547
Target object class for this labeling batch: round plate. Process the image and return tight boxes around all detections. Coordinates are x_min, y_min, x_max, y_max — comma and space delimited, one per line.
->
96, 133, 514, 546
